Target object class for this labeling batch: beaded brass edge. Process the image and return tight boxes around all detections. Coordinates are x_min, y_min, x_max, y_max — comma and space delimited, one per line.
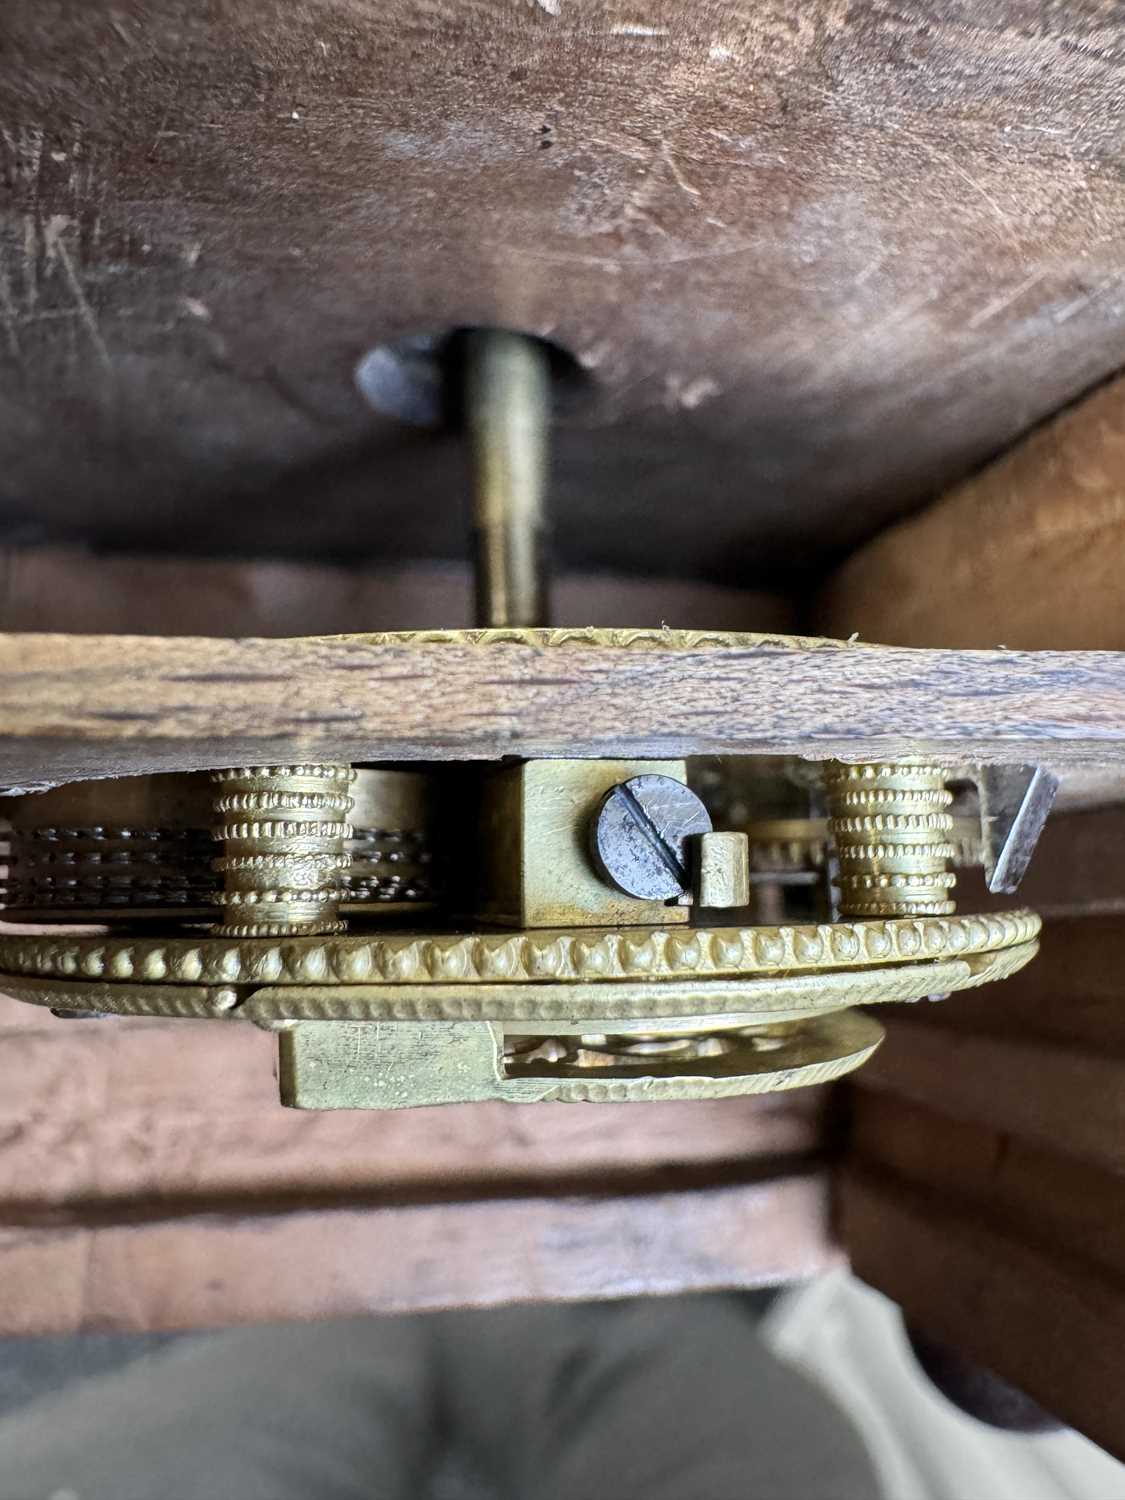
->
0, 977, 227, 1019
244, 947, 1036, 1023
0, 941, 1038, 1024
338, 627, 860, 652
0, 909, 1040, 988
949, 941, 1039, 991
246, 965, 960, 1023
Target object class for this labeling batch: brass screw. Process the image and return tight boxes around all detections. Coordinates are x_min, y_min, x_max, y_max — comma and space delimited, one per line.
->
211, 765, 355, 937
826, 761, 956, 917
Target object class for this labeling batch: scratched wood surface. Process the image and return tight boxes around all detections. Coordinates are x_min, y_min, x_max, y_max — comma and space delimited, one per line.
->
2, 1, 1124, 588
3, 632, 1125, 784
4, 0, 1125, 1359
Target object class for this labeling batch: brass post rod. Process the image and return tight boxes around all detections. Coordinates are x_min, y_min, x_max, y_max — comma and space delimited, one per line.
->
464, 329, 551, 628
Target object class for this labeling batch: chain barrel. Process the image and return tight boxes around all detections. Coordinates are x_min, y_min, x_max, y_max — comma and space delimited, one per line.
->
211, 765, 355, 937
826, 761, 956, 918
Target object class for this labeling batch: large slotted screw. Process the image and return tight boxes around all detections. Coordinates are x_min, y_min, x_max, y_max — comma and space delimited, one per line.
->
589, 774, 713, 903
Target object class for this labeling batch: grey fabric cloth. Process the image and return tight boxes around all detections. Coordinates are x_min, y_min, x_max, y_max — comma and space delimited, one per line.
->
0, 1295, 879, 1500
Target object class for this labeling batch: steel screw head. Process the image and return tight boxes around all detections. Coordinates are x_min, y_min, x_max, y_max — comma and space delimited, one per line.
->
589, 774, 712, 902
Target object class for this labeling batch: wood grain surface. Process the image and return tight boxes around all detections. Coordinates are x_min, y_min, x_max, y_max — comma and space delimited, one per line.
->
850, 1092, 1125, 1287
817, 373, 1125, 649
858, 1015, 1125, 1174
4, 0, 1124, 1356
0, 993, 833, 1332
0, 998, 825, 1214
841, 1165, 1125, 1463
845, 905, 1125, 1454
3, 632, 1125, 784
0, 1174, 838, 1336
856, 906, 1125, 1174
0, 550, 793, 638
2, 2, 1124, 586
888, 908, 1125, 1054
978, 807, 1125, 920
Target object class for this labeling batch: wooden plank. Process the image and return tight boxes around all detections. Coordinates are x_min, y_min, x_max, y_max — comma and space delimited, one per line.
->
817, 375, 1125, 651
858, 1016, 1125, 1173
883, 914, 1125, 1053
0, 550, 792, 639
841, 1166, 1125, 1463
850, 1092, 1125, 1285
972, 809, 1125, 920
812, 237, 1125, 1461
0, 994, 830, 1329
0, 998, 824, 1215
2, 633, 1125, 784
0, 1174, 837, 1335
956, 811, 1125, 925
3, 4, 1124, 591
